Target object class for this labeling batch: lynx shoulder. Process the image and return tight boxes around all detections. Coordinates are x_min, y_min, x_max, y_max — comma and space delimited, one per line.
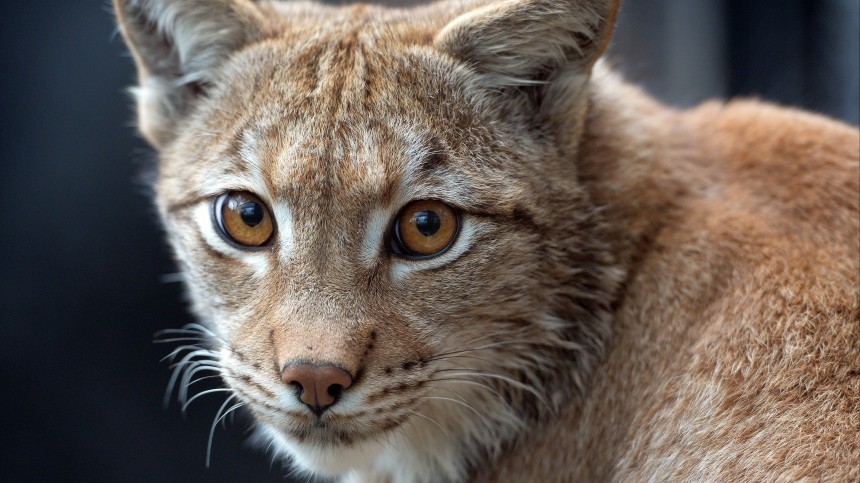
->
113, 0, 859, 481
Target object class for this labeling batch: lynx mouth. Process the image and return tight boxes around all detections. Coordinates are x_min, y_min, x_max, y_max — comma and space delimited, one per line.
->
245, 397, 411, 448
286, 413, 410, 446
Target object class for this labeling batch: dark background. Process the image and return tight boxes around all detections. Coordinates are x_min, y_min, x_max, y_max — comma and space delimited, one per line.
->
1, 1, 857, 481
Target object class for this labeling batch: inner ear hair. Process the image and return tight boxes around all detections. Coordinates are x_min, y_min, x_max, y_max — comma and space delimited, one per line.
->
113, 0, 266, 147
434, 0, 620, 111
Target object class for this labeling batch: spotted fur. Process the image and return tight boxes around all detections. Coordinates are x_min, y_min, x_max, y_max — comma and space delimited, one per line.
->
114, 0, 860, 481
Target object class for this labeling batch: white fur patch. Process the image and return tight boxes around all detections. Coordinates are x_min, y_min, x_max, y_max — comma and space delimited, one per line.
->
194, 202, 270, 279
260, 425, 384, 478
271, 202, 295, 264
359, 208, 390, 268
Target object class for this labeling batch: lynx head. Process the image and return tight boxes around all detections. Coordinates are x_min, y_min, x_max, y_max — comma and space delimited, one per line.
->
114, 0, 622, 479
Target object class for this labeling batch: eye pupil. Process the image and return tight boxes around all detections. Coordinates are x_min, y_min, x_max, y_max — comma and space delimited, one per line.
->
414, 211, 441, 237
215, 191, 274, 248
393, 200, 458, 258
239, 202, 264, 227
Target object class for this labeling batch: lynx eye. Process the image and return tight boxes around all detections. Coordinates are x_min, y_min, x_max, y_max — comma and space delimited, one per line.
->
214, 191, 274, 247
393, 200, 459, 257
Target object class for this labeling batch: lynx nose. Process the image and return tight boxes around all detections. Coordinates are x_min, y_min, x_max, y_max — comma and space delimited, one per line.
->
281, 362, 353, 415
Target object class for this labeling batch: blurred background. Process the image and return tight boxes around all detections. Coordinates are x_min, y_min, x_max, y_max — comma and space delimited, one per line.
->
1, 0, 857, 481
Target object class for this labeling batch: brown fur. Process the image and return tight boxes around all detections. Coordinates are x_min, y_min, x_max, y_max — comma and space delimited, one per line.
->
113, 0, 860, 481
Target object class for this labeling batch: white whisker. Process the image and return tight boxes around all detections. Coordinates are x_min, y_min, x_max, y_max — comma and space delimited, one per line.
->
221, 402, 244, 429
428, 378, 506, 400
206, 396, 244, 468
182, 388, 233, 413
161, 346, 214, 364
179, 364, 222, 405
406, 409, 451, 440
433, 370, 550, 410
427, 339, 544, 361
424, 381, 494, 404
154, 336, 209, 344
420, 396, 484, 419
164, 349, 220, 408
189, 375, 223, 386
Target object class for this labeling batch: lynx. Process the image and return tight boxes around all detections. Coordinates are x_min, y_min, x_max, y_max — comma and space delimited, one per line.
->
113, 0, 859, 481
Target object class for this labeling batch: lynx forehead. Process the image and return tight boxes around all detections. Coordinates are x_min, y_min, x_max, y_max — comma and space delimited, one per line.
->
114, 0, 859, 481
162, 24, 540, 279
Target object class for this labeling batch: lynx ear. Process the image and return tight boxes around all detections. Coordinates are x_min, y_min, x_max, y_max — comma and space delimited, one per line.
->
435, 0, 619, 110
113, 0, 265, 147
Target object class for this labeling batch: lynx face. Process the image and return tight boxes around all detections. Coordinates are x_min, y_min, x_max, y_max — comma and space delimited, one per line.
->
115, 0, 620, 479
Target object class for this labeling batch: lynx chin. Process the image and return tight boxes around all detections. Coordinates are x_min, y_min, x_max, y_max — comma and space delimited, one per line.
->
113, 0, 859, 481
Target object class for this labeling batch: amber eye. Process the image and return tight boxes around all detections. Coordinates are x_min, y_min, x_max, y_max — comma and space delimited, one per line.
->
392, 200, 459, 257
214, 191, 274, 247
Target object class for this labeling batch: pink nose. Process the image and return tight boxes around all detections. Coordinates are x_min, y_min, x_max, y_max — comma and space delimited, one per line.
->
281, 363, 353, 415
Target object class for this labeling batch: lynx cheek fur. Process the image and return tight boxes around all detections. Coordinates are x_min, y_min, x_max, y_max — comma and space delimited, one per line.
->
113, 0, 859, 481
